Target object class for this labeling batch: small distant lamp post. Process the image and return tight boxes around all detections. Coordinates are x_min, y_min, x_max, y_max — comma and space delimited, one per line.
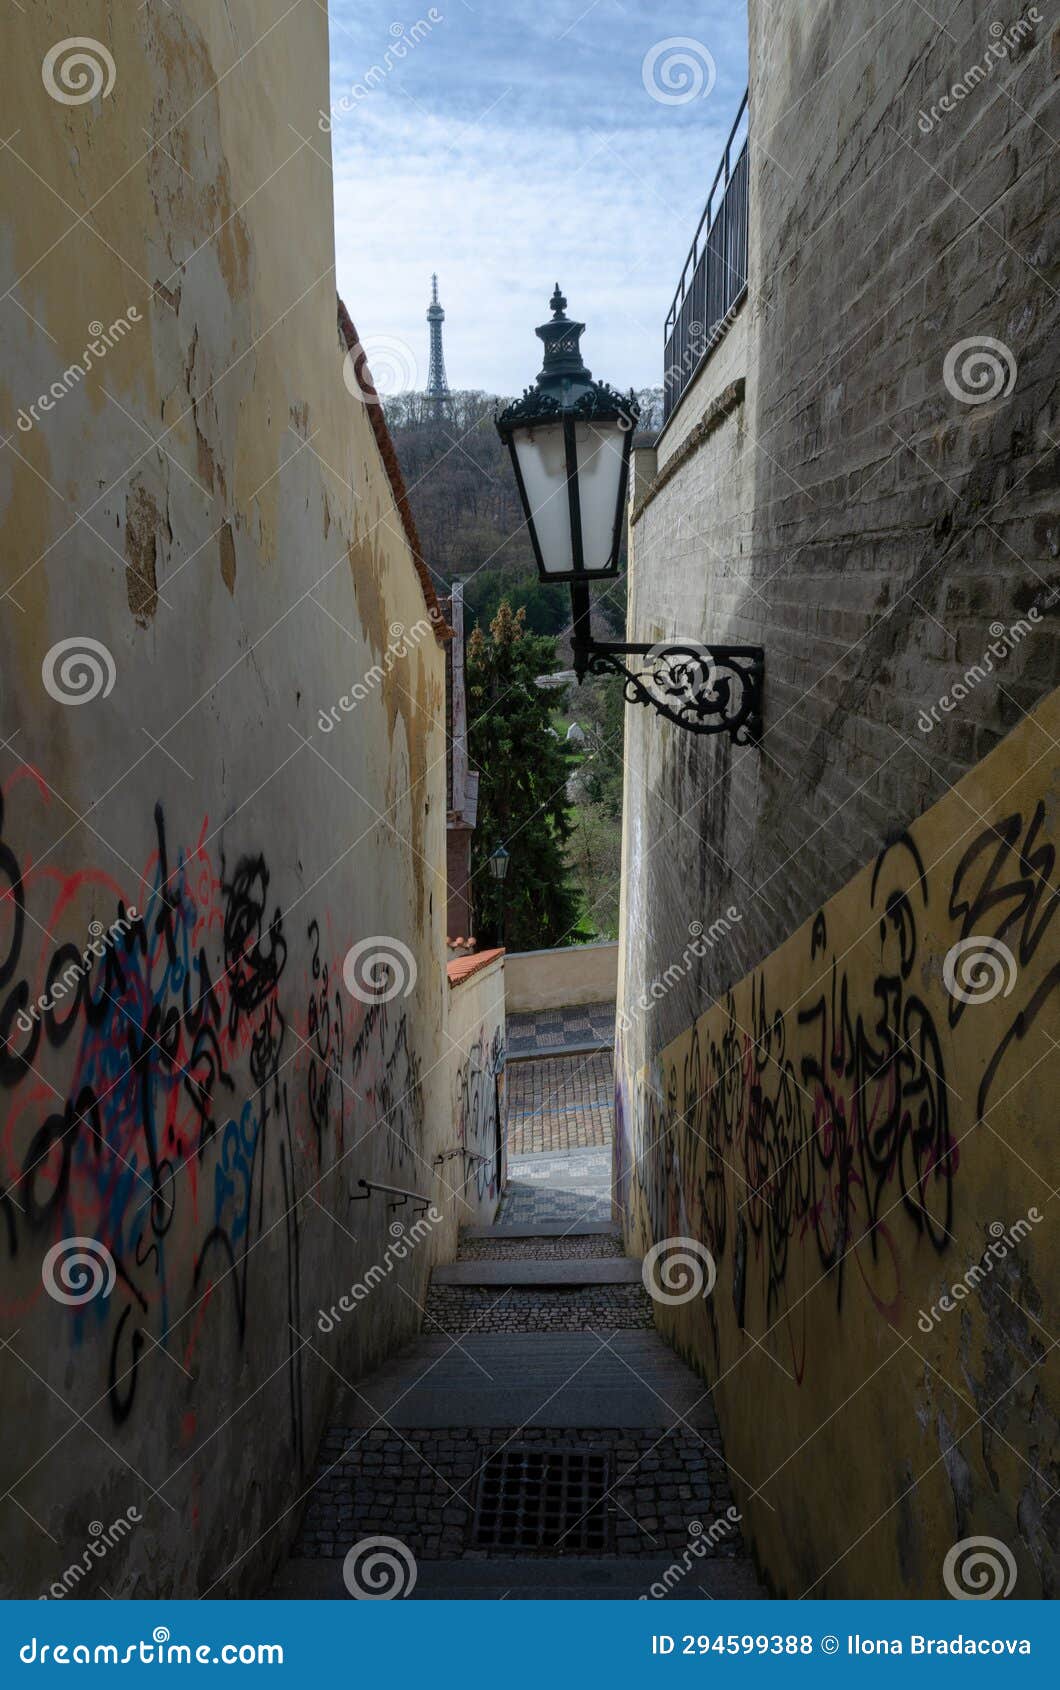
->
496, 287, 763, 743
488, 843, 511, 950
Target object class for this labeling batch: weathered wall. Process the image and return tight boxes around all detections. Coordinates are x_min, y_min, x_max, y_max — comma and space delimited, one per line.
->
0, 4, 457, 1598
447, 953, 507, 1226
618, 0, 1058, 1090
504, 942, 618, 1013
616, 0, 1059, 1602
617, 689, 1059, 1598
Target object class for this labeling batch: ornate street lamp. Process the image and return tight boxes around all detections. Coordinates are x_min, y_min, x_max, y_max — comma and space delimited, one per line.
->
487, 843, 511, 950
496, 287, 763, 743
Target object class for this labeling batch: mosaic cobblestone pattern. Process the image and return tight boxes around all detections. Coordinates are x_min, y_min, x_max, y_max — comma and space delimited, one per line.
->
457, 1234, 624, 1260
423, 1284, 655, 1336
507, 1001, 616, 1058
497, 1165, 613, 1227
506, 1051, 614, 1155
293, 1427, 744, 1563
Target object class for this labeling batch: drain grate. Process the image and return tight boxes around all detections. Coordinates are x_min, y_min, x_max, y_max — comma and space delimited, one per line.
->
472, 1446, 612, 1553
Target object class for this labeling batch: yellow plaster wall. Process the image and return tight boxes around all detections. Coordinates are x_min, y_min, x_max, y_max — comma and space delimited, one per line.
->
615, 688, 1060, 1598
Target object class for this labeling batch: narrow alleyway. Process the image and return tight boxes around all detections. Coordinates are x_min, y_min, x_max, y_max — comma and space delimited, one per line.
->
274, 1029, 763, 1599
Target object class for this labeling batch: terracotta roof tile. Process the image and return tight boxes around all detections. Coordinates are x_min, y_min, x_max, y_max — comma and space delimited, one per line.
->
446, 946, 505, 986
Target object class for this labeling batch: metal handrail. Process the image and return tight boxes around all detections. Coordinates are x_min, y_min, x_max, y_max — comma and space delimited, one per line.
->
349, 1178, 432, 1213
433, 1147, 492, 1167
664, 89, 749, 336
662, 90, 750, 425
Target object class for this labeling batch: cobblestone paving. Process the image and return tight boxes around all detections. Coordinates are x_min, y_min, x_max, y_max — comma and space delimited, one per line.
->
497, 1170, 612, 1227
507, 1001, 616, 1058
283, 1041, 766, 1597
423, 1283, 654, 1335
458, 1233, 624, 1260
293, 1426, 744, 1565
506, 1051, 614, 1155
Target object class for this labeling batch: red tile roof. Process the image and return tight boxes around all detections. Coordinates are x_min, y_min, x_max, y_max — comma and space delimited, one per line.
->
446, 947, 505, 986
337, 297, 451, 642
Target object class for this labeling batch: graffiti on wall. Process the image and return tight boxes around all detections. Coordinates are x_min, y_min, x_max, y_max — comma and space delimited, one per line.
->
619, 781, 1058, 1378
455, 1025, 505, 1205
0, 774, 427, 1448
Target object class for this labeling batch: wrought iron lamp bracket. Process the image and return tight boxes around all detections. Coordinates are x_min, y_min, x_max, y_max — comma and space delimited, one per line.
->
575, 640, 764, 745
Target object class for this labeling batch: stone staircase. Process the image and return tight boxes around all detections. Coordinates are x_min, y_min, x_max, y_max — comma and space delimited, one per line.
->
272, 1212, 764, 1599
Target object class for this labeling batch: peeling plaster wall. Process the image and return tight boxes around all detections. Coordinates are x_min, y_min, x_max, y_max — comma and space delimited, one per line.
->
0, 4, 454, 1597
617, 691, 1060, 1598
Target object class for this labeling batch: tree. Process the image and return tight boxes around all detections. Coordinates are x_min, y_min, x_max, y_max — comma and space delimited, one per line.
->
559, 672, 625, 938
466, 602, 583, 950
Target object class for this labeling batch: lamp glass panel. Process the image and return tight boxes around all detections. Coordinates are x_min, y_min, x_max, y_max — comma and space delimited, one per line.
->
574, 421, 626, 573
511, 423, 573, 576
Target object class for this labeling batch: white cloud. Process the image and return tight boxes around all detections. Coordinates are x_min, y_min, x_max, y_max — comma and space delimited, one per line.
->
328, 1, 748, 393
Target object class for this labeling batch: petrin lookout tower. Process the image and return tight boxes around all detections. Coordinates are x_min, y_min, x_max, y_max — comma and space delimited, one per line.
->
426, 273, 452, 413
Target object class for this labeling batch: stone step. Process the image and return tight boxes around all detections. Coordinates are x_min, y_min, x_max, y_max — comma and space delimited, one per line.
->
424, 1282, 654, 1337
457, 1233, 625, 1264
506, 1038, 612, 1062
461, 1221, 616, 1239
432, 1258, 641, 1287
329, 1332, 717, 1429
272, 1556, 764, 1600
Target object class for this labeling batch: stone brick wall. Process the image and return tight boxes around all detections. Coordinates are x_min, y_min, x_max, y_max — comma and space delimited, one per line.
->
618, 0, 1059, 1081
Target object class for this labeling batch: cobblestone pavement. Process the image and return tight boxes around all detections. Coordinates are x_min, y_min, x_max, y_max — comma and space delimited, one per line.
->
424, 1284, 655, 1335
506, 1051, 614, 1155
293, 1425, 745, 1566
497, 1147, 613, 1227
457, 1233, 623, 1260
279, 1048, 765, 1599
507, 1000, 615, 1058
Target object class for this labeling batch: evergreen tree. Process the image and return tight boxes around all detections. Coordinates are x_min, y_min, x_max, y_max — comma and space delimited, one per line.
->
466, 602, 583, 949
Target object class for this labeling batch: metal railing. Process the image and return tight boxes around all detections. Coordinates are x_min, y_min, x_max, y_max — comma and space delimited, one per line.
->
349, 1178, 432, 1214
663, 91, 749, 425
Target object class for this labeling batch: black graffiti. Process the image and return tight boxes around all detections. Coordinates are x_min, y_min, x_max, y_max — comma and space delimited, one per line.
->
456, 1026, 505, 1202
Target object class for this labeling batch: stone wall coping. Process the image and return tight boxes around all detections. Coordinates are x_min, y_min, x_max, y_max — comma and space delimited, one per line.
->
630, 377, 746, 529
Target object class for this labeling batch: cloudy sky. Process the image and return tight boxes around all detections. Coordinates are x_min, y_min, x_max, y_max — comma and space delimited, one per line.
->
328, 0, 748, 397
